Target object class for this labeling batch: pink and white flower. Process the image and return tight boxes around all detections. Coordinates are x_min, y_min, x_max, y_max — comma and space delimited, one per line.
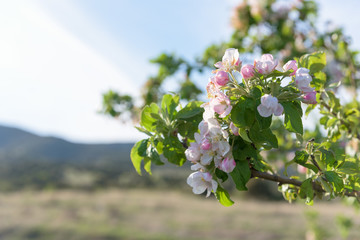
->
219, 156, 236, 173
185, 141, 201, 163
295, 68, 314, 93
187, 171, 218, 197
302, 91, 317, 104
241, 64, 255, 79
283, 60, 298, 76
257, 94, 284, 117
210, 93, 232, 118
255, 54, 278, 75
215, 48, 241, 72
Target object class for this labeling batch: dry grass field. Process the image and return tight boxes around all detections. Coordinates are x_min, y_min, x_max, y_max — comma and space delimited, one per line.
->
0, 189, 359, 240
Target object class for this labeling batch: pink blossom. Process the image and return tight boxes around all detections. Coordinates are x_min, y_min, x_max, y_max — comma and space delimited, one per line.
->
241, 64, 255, 79
257, 94, 284, 117
283, 60, 298, 76
219, 156, 236, 173
214, 71, 229, 86
206, 78, 220, 99
185, 142, 201, 163
210, 93, 232, 118
295, 68, 314, 93
230, 122, 239, 136
215, 48, 241, 72
200, 138, 212, 150
187, 171, 218, 197
255, 54, 278, 75
302, 91, 317, 104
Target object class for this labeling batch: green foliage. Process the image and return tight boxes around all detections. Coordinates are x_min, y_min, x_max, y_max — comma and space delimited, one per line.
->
282, 101, 303, 135
230, 161, 251, 191
214, 186, 234, 207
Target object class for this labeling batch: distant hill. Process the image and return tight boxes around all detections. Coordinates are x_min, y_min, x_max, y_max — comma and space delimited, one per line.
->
0, 125, 133, 163
0, 125, 137, 190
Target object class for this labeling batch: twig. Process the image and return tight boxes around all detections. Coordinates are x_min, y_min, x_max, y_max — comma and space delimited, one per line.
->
250, 169, 359, 199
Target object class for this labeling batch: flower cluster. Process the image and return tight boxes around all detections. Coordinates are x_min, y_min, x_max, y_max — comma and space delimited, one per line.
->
186, 48, 317, 197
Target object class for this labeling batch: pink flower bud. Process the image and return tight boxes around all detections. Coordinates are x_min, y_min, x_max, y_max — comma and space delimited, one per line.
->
283, 60, 298, 76
241, 64, 255, 79
219, 157, 236, 173
201, 138, 212, 150
302, 91, 317, 104
230, 122, 239, 136
214, 71, 229, 86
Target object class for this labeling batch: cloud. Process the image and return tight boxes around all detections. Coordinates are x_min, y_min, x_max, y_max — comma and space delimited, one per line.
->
0, 1, 144, 143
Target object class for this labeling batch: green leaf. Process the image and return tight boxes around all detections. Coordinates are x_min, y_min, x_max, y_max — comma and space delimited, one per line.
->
215, 186, 234, 207
141, 103, 160, 132
230, 161, 251, 191
161, 94, 179, 120
319, 148, 336, 167
130, 139, 148, 175
163, 136, 186, 166
293, 150, 309, 165
143, 157, 152, 175
231, 98, 255, 128
177, 113, 203, 139
215, 168, 228, 182
249, 122, 278, 148
239, 128, 252, 143
299, 178, 314, 205
325, 171, 344, 193
282, 101, 303, 135
299, 51, 326, 74
176, 101, 204, 119
148, 147, 164, 166
338, 159, 360, 175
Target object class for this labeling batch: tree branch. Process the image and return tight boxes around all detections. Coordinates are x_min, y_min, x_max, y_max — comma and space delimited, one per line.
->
250, 169, 359, 199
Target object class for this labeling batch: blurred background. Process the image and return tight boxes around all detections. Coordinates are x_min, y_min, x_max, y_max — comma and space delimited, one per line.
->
0, 0, 359, 239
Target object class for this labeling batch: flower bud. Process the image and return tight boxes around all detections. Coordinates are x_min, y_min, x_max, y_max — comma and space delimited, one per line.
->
283, 60, 297, 76
241, 64, 255, 79
302, 91, 317, 104
219, 157, 236, 173
214, 71, 229, 86
230, 122, 239, 136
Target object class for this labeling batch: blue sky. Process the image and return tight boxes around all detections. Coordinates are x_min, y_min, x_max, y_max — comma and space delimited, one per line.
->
0, 0, 359, 143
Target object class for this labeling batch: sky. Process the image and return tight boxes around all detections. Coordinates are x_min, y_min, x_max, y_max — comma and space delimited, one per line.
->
0, 0, 359, 143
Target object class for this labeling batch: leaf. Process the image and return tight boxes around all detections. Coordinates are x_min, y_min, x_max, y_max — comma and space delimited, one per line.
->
325, 171, 344, 193
176, 101, 204, 119
299, 51, 326, 74
215, 168, 228, 182
130, 139, 148, 175
163, 136, 186, 166
338, 159, 360, 175
141, 103, 160, 132
230, 161, 251, 191
249, 122, 278, 149
231, 98, 255, 128
282, 101, 303, 135
215, 186, 234, 207
161, 94, 179, 120
143, 157, 152, 175
293, 150, 309, 165
299, 178, 314, 205
319, 148, 336, 167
